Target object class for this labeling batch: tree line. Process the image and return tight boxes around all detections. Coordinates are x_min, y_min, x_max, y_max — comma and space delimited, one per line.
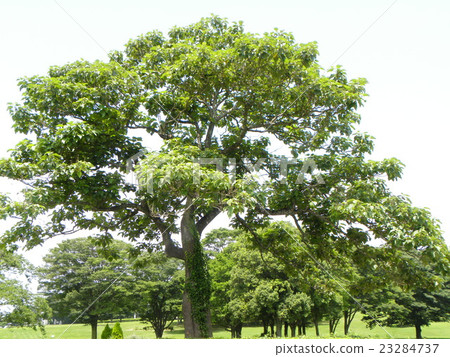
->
1, 230, 448, 339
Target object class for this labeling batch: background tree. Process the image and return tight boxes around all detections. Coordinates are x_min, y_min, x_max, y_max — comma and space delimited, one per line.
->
326, 293, 343, 335
132, 252, 183, 338
38, 238, 134, 339
208, 233, 246, 338
0, 251, 51, 333
362, 277, 450, 339
203, 228, 240, 257
278, 292, 311, 337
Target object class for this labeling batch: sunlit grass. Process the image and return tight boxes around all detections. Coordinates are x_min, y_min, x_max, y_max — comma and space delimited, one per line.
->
0, 314, 448, 339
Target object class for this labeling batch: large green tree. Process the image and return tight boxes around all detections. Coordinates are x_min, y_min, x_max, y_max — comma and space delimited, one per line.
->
1, 16, 448, 338
38, 238, 134, 339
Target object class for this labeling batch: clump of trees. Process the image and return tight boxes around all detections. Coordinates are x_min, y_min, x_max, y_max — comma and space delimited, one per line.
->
0, 251, 51, 333
362, 274, 450, 339
207, 227, 450, 338
38, 237, 183, 339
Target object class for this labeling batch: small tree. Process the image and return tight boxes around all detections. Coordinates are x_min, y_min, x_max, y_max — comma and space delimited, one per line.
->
132, 252, 183, 339
278, 292, 311, 337
326, 293, 343, 335
111, 322, 124, 339
138, 282, 182, 338
101, 324, 112, 339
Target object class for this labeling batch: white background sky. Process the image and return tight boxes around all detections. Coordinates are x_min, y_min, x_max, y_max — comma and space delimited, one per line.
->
1, 0, 449, 266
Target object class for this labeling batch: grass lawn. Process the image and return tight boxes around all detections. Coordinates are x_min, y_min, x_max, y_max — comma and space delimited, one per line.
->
0, 314, 449, 339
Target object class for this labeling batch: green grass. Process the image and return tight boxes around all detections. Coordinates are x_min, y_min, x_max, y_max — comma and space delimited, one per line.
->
1, 315, 449, 339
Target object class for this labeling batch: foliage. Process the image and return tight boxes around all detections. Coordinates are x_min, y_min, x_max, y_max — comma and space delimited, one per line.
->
0, 251, 52, 332
184, 237, 211, 338
362, 278, 450, 339
203, 228, 240, 257
2, 15, 449, 338
111, 322, 124, 339
132, 252, 183, 338
100, 323, 112, 339
38, 238, 134, 338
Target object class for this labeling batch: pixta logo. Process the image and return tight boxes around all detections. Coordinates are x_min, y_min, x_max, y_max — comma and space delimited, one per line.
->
126, 150, 324, 193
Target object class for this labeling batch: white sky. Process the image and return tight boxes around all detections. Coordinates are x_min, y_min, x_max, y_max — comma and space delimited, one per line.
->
1, 0, 449, 266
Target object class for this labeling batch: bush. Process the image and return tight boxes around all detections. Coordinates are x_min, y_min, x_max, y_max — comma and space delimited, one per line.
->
101, 324, 112, 339
111, 322, 124, 339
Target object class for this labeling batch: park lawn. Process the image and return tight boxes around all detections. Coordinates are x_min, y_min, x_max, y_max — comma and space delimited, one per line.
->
0, 315, 449, 339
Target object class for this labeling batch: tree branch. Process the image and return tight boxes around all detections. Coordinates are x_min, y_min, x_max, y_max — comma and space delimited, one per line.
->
196, 207, 221, 235
204, 122, 215, 149
152, 216, 185, 260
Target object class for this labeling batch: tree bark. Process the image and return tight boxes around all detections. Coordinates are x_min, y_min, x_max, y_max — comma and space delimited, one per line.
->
343, 309, 356, 335
290, 324, 296, 337
344, 311, 349, 335
180, 199, 212, 338
231, 323, 243, 339
329, 318, 340, 335
314, 320, 320, 336
182, 268, 213, 338
275, 319, 282, 338
90, 316, 98, 339
262, 321, 268, 336
415, 324, 422, 339
236, 325, 242, 339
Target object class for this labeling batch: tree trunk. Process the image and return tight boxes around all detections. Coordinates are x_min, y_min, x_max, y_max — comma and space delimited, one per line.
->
275, 319, 282, 338
154, 323, 164, 338
302, 324, 306, 335
343, 309, 356, 335
182, 290, 212, 338
235, 323, 242, 339
270, 324, 275, 337
290, 324, 296, 337
262, 322, 268, 336
284, 322, 289, 337
181, 202, 212, 338
329, 318, 339, 335
415, 324, 422, 339
314, 320, 320, 336
90, 316, 98, 339
343, 311, 349, 335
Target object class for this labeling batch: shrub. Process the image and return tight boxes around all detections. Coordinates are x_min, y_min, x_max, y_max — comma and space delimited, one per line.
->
111, 322, 124, 339
101, 324, 112, 339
